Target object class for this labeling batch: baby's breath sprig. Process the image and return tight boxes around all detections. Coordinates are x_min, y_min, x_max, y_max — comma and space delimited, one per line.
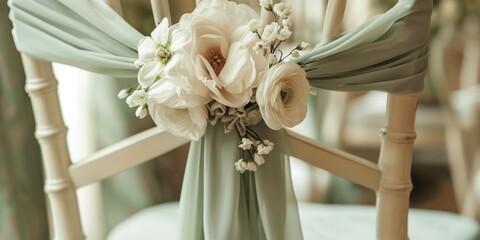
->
234, 122, 274, 173
251, 2, 310, 66
118, 84, 149, 119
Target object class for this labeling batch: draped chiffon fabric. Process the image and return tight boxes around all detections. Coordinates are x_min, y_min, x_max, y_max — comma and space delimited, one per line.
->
7, 0, 431, 239
296, 0, 431, 93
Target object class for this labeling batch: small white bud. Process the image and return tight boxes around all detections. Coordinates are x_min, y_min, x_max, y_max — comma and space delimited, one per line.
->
264, 140, 275, 147
248, 19, 263, 32
254, 153, 265, 166
235, 159, 246, 173
246, 161, 258, 172
128, 89, 148, 107
261, 22, 280, 43
126, 95, 136, 108
118, 89, 129, 99
135, 106, 148, 119
277, 26, 292, 41
253, 41, 267, 55
291, 50, 300, 58
296, 41, 310, 50
282, 17, 292, 27
268, 54, 278, 65
239, 138, 254, 150
260, 0, 272, 9
273, 3, 292, 18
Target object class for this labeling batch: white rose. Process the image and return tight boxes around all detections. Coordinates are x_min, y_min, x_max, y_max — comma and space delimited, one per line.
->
256, 62, 309, 130
177, 0, 268, 108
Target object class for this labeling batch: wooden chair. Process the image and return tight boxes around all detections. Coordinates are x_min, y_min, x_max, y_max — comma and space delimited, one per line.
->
17, 0, 480, 239
429, 0, 480, 219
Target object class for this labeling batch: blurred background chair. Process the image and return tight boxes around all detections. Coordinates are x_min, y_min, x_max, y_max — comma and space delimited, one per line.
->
428, 0, 480, 219
298, 0, 480, 220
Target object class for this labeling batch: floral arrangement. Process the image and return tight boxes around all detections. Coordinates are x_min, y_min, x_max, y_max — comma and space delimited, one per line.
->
118, 0, 311, 173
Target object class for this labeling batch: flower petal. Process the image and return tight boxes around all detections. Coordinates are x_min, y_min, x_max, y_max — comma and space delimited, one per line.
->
137, 61, 163, 88
152, 17, 170, 45
137, 37, 157, 61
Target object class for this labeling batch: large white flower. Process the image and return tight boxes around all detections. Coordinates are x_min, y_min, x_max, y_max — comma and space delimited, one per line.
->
147, 81, 208, 140
135, 18, 188, 89
256, 62, 310, 130
176, 0, 269, 108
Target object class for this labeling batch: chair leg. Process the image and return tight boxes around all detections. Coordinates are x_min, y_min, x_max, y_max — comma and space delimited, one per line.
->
376, 93, 420, 240
22, 55, 84, 240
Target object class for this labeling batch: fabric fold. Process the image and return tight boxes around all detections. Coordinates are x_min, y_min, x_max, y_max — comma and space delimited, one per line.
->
8, 0, 142, 77
295, 0, 431, 94
178, 124, 302, 240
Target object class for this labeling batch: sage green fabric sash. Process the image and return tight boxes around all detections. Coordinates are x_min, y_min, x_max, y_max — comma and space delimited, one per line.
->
7, 0, 431, 239
8, 0, 431, 94
8, 0, 142, 77
295, 0, 431, 93
179, 124, 301, 240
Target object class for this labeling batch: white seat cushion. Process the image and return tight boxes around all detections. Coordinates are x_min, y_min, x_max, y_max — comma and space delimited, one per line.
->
107, 202, 480, 240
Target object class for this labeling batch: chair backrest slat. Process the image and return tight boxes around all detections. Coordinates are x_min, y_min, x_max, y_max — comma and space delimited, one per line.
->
151, 0, 172, 24
321, 0, 347, 43
287, 129, 381, 191
69, 128, 189, 188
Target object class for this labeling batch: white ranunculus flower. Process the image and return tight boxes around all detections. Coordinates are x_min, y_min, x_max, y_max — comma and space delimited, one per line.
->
256, 62, 310, 130
177, 0, 268, 108
147, 80, 208, 141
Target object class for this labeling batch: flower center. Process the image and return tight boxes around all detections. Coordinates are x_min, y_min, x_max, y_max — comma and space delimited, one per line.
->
205, 47, 226, 76
281, 90, 290, 104
156, 45, 172, 65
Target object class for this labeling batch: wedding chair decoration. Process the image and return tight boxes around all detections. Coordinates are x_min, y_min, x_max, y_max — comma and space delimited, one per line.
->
11, 0, 479, 239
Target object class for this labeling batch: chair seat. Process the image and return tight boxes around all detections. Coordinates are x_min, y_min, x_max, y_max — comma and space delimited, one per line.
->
107, 202, 480, 240
345, 92, 445, 148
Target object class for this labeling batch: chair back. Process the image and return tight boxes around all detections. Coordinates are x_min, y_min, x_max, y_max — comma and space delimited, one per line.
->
16, 0, 429, 239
